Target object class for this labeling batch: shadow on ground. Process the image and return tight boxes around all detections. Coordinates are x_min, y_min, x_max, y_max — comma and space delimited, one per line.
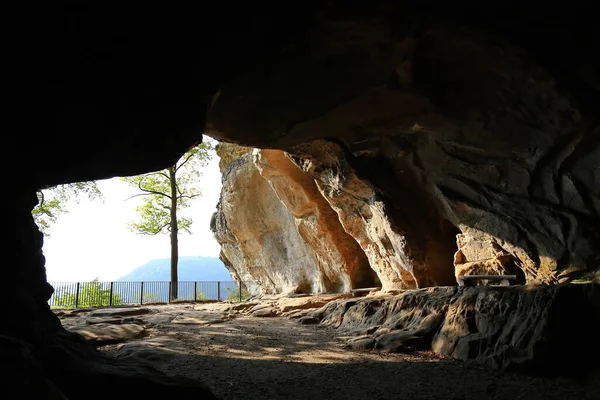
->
93, 307, 600, 400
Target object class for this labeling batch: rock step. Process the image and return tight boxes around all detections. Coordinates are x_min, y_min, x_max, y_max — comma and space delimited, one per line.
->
310, 284, 600, 376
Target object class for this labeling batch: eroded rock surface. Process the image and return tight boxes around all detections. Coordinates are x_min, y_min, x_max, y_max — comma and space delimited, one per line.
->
225, 293, 350, 318
254, 149, 377, 292
88, 307, 153, 317
212, 143, 364, 295
310, 283, 600, 375
67, 323, 146, 345
207, 3, 600, 290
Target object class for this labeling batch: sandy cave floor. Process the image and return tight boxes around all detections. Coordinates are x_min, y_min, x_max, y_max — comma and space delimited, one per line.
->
94, 303, 600, 400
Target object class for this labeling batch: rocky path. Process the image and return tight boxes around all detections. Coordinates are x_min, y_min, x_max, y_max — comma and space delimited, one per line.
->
58, 302, 598, 400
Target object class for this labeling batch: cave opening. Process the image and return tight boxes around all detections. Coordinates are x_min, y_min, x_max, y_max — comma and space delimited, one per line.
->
37, 139, 233, 308
4, 2, 600, 398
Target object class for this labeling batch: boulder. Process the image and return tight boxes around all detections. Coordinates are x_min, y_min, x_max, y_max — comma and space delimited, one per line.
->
85, 318, 123, 325
315, 284, 600, 375
276, 294, 350, 313
67, 324, 145, 345
88, 307, 153, 317
171, 314, 227, 325
252, 308, 276, 317
298, 316, 320, 325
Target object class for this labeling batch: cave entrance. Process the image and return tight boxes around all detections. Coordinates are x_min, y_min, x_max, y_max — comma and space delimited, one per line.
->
37, 139, 236, 308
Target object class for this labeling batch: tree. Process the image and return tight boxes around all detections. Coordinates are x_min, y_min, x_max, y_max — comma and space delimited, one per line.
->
53, 278, 122, 309
33, 181, 102, 236
121, 141, 213, 300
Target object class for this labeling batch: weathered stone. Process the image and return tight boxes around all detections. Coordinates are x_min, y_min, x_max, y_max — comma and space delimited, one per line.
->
276, 294, 350, 313
88, 307, 152, 317
249, 303, 276, 313
346, 338, 376, 351
252, 308, 276, 318
69, 308, 94, 315
84, 318, 123, 325
44, 331, 217, 399
374, 312, 446, 352
171, 315, 226, 325
286, 310, 311, 319
0, 335, 70, 399
212, 145, 334, 295
114, 338, 185, 364
316, 284, 600, 375
143, 315, 176, 325
121, 317, 146, 325
67, 324, 145, 345
288, 141, 459, 291
254, 149, 377, 292
207, 4, 600, 289
224, 301, 261, 313
298, 316, 320, 325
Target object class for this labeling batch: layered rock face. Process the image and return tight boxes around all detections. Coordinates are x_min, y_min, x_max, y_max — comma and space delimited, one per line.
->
207, 3, 600, 289
311, 283, 600, 376
211, 143, 377, 294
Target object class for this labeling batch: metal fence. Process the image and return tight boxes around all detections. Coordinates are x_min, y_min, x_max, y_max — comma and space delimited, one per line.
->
48, 281, 251, 309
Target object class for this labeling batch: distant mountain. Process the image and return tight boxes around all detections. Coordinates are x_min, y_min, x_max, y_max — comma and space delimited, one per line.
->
117, 256, 232, 282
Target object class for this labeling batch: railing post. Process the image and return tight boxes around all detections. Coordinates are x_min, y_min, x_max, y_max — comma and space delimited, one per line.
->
217, 282, 221, 301
75, 282, 80, 309
239, 284, 242, 303
140, 282, 144, 305
109, 282, 114, 307
194, 282, 197, 302
168, 282, 172, 303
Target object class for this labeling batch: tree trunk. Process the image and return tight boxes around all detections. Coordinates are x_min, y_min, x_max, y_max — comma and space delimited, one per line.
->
169, 166, 179, 300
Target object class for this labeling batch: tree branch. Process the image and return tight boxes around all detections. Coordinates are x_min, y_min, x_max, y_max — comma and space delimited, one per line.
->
176, 151, 196, 172
123, 192, 158, 201
147, 170, 170, 180
177, 194, 201, 201
138, 177, 171, 199
140, 222, 170, 235
176, 182, 184, 198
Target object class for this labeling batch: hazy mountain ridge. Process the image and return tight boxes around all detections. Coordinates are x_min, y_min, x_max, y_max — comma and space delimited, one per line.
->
117, 256, 232, 282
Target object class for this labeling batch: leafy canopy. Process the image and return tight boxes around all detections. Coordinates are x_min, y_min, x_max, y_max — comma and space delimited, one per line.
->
121, 141, 213, 235
33, 181, 103, 236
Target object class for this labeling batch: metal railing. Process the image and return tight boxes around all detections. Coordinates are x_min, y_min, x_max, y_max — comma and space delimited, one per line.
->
48, 280, 251, 309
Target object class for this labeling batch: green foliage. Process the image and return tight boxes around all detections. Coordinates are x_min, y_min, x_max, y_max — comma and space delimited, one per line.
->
53, 278, 122, 309
33, 181, 103, 236
121, 141, 214, 236
226, 286, 252, 303
196, 291, 208, 301
142, 292, 161, 303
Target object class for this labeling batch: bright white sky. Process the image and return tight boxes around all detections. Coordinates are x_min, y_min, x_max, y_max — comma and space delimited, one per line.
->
42, 139, 223, 282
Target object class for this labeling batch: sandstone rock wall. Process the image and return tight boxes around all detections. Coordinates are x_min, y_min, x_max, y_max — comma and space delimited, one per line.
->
212, 143, 379, 295
213, 141, 460, 293
253, 149, 377, 292
207, 5, 600, 288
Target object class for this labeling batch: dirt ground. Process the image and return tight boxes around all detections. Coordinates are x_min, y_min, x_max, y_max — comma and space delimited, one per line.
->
97, 303, 600, 400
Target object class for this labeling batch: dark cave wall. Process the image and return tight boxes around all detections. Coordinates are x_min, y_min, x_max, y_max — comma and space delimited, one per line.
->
1, 1, 599, 396
206, 2, 600, 286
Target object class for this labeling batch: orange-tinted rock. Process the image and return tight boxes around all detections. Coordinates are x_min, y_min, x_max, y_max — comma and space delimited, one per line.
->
254, 149, 377, 291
